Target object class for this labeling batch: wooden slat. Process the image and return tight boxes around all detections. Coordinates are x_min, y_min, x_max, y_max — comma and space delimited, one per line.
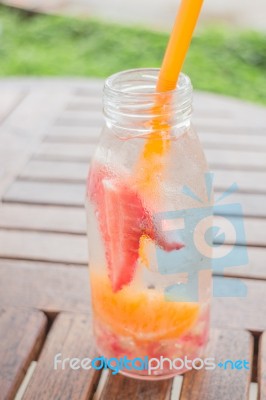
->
7, 85, 264, 127
214, 191, 266, 218
58, 109, 102, 119
4, 179, 266, 218
213, 169, 266, 195
23, 313, 100, 400
197, 125, 266, 136
32, 91, 266, 146
64, 98, 102, 111
212, 276, 266, 334
1, 261, 266, 334
45, 126, 101, 143
214, 216, 266, 247
217, 246, 266, 280
45, 128, 266, 153
0, 204, 86, 234
71, 84, 103, 97
0, 260, 90, 315
52, 92, 266, 132
54, 112, 102, 127
45, 128, 266, 152
206, 149, 266, 170
0, 85, 70, 199
34, 142, 266, 170
258, 332, 266, 400
17, 158, 266, 196
19, 160, 89, 182
193, 92, 266, 136
3, 181, 85, 207
43, 89, 266, 137
35, 143, 96, 162
0, 230, 87, 264
0, 226, 265, 279
193, 92, 266, 132
200, 131, 266, 152
1, 206, 266, 279
193, 92, 266, 126
0, 307, 47, 400
1, 202, 266, 249
0, 88, 26, 123
66, 89, 266, 136
64, 94, 228, 117
194, 117, 266, 133
53, 112, 266, 136
100, 372, 172, 400
180, 329, 253, 400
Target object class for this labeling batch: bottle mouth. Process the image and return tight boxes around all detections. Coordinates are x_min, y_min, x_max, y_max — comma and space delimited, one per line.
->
103, 68, 193, 134
104, 68, 192, 98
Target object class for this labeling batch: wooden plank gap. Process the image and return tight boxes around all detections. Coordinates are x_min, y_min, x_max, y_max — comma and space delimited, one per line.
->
0, 89, 28, 124
249, 382, 259, 400
0, 255, 87, 267
0, 226, 86, 236
17, 176, 86, 185
0, 308, 47, 400
99, 370, 173, 400
170, 375, 183, 399
14, 361, 37, 400
258, 332, 266, 400
22, 313, 101, 400
180, 329, 253, 400
92, 369, 110, 400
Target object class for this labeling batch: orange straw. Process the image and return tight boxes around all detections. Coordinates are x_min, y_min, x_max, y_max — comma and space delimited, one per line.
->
157, 0, 204, 92
134, 0, 204, 197
136, 0, 204, 260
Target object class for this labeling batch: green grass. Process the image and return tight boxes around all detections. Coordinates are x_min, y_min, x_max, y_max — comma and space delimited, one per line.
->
0, 5, 266, 105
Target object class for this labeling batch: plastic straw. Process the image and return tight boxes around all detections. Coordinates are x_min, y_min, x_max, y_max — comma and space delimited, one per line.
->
157, 0, 204, 92
134, 0, 204, 196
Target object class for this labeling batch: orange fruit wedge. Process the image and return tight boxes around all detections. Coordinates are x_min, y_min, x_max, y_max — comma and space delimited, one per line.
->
91, 272, 200, 342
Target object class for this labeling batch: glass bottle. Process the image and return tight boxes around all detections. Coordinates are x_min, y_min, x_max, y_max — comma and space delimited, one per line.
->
86, 68, 213, 380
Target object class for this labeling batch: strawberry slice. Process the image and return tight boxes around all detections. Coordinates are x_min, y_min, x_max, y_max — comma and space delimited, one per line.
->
145, 217, 184, 252
102, 179, 147, 291
88, 164, 146, 291
87, 163, 183, 292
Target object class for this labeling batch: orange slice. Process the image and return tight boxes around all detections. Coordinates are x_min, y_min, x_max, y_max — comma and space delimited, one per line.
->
91, 272, 199, 342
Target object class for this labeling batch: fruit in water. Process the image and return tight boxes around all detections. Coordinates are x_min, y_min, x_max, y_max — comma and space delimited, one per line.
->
91, 273, 200, 342
88, 164, 147, 291
101, 178, 147, 292
88, 163, 183, 292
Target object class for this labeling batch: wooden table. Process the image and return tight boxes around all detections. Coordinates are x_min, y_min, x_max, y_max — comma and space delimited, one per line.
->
0, 78, 266, 400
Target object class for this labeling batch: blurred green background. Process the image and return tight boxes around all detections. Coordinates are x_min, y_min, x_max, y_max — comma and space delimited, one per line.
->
0, 5, 266, 104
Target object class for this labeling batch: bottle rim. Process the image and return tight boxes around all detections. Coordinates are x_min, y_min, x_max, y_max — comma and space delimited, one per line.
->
104, 68, 192, 99
103, 68, 193, 135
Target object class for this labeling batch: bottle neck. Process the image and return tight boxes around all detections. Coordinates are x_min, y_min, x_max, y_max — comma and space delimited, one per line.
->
103, 68, 193, 138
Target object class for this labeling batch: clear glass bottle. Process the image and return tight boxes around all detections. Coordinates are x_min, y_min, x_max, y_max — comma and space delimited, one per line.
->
86, 68, 212, 380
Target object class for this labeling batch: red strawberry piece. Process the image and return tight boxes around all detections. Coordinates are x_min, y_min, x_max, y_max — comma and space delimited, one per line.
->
87, 163, 183, 292
101, 178, 147, 292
